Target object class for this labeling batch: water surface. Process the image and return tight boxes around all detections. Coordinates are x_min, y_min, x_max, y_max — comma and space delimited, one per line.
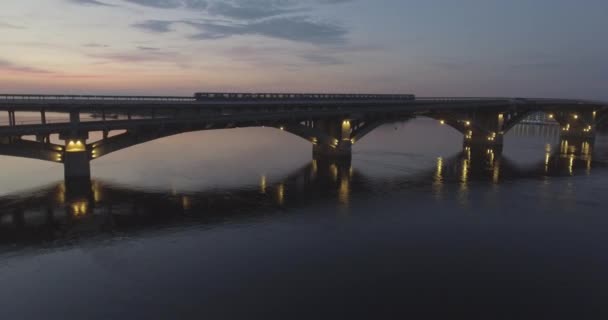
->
1, 119, 607, 319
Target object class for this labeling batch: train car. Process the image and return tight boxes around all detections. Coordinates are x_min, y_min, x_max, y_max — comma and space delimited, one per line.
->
194, 92, 415, 101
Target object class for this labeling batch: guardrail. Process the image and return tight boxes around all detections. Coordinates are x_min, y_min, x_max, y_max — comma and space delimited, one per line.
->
0, 94, 194, 102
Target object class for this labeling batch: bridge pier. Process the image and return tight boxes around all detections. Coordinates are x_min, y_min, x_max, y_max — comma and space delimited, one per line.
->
60, 133, 91, 180
463, 131, 504, 151
8, 110, 16, 126
551, 110, 597, 142
310, 119, 353, 160
433, 111, 509, 151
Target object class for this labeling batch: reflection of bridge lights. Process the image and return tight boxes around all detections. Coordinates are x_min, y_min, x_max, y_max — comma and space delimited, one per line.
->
181, 196, 191, 210
461, 159, 469, 183
581, 142, 591, 156
487, 149, 495, 164
493, 160, 500, 183
71, 201, 88, 217
569, 154, 575, 175
57, 183, 66, 204
338, 178, 350, 205
330, 164, 338, 181
277, 184, 285, 206
435, 157, 443, 184
92, 181, 102, 203
260, 175, 267, 194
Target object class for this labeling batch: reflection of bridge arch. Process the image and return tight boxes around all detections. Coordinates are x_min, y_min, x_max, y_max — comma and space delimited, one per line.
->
1, 139, 603, 247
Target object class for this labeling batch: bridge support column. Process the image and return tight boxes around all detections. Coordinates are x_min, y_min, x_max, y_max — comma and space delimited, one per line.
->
8, 110, 16, 126
434, 112, 507, 150
60, 133, 90, 180
64, 151, 90, 180
311, 119, 353, 161
551, 110, 597, 142
463, 131, 504, 151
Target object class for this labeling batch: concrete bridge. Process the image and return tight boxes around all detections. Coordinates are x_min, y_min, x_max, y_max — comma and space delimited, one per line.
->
1, 93, 607, 181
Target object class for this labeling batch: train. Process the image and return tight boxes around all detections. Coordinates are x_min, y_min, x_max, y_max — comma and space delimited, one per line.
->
194, 92, 416, 101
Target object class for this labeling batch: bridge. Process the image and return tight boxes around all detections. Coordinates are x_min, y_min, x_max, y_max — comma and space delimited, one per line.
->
1, 93, 607, 181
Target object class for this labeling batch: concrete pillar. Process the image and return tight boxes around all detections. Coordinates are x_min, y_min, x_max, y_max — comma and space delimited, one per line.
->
313, 140, 352, 159
461, 112, 505, 150
463, 131, 504, 151
311, 119, 353, 160
41, 110, 46, 124
61, 133, 91, 180
64, 151, 91, 180
8, 110, 15, 126
70, 110, 80, 124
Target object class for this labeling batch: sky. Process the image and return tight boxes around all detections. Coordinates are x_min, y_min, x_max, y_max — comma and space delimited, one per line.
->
1, 0, 607, 99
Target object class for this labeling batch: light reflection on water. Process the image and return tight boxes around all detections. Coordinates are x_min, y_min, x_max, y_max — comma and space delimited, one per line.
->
1, 119, 608, 318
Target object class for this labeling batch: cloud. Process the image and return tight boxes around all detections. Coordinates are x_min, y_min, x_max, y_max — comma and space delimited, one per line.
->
0, 22, 25, 29
88, 50, 179, 63
122, 0, 208, 9
132, 20, 175, 33
69, 0, 115, 6
137, 46, 162, 51
185, 16, 348, 45
206, 1, 304, 20
84, 43, 110, 48
0, 59, 53, 74
299, 53, 345, 65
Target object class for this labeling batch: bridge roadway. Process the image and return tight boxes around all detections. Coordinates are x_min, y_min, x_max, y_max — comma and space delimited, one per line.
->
0, 93, 607, 181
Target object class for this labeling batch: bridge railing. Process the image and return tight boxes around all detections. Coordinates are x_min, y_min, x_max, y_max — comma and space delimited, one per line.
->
0, 94, 194, 102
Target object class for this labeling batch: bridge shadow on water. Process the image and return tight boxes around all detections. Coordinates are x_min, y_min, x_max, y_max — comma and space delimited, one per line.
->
0, 138, 605, 250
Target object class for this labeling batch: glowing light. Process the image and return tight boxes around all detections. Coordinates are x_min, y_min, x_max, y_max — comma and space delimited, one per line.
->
280, 126, 285, 131
435, 157, 444, 185
181, 196, 191, 210
71, 201, 88, 217
277, 184, 285, 206
548, 114, 554, 119
461, 159, 469, 183
260, 175, 267, 194
493, 159, 500, 184
465, 121, 471, 126
330, 164, 338, 181
65, 139, 86, 152
439, 120, 445, 125
573, 114, 579, 119
339, 178, 350, 205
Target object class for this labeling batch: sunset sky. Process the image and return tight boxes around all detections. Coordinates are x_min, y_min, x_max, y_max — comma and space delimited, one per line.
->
1, 0, 607, 98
